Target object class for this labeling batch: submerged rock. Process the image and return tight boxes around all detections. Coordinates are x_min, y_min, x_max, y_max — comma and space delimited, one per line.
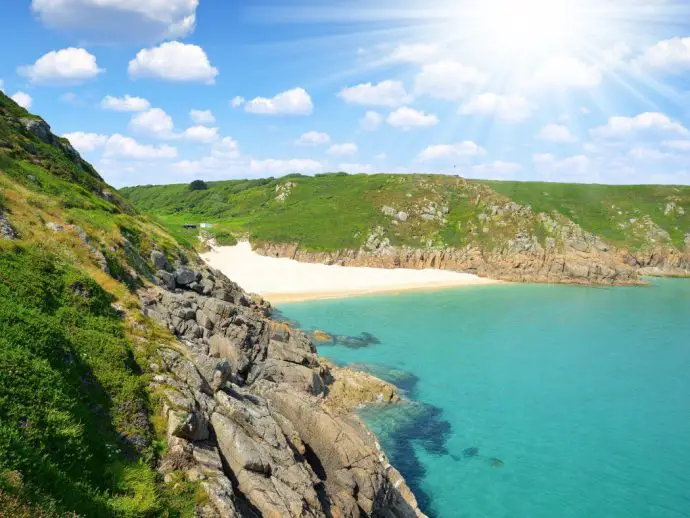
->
488, 457, 505, 468
463, 447, 479, 458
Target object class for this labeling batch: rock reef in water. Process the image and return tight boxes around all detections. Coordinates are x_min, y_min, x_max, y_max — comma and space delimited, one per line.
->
142, 261, 426, 517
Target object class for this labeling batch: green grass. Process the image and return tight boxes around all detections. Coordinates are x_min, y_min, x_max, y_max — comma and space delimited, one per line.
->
122, 174, 690, 254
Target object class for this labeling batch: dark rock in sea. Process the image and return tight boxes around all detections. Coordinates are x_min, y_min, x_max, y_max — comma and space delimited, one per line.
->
333, 331, 382, 348
488, 457, 505, 468
463, 447, 479, 458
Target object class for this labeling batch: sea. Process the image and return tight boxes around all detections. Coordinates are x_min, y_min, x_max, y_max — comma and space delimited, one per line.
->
277, 279, 690, 518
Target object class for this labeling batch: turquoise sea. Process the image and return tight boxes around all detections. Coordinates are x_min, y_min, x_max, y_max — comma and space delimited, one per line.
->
277, 279, 690, 518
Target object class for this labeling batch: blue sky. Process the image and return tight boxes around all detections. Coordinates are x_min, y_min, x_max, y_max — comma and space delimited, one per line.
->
1, 1, 690, 187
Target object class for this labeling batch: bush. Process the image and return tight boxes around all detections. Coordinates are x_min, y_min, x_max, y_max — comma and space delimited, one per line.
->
188, 180, 208, 191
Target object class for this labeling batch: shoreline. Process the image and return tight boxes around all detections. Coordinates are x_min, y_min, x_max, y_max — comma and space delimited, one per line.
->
201, 241, 502, 303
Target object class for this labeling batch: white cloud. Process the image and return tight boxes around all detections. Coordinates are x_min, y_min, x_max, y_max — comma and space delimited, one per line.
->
634, 37, 690, 73
460, 93, 532, 122
327, 143, 358, 156
375, 153, 387, 161
249, 159, 325, 176
11, 92, 33, 110
538, 124, 578, 143
128, 42, 218, 84
360, 111, 383, 131
390, 43, 440, 63
663, 140, 690, 151
418, 141, 486, 161
628, 147, 674, 161
63, 132, 108, 153
104, 134, 177, 160
532, 56, 602, 89
590, 112, 689, 139
129, 108, 175, 139
63, 132, 177, 160
387, 107, 439, 129
245, 88, 313, 115
212, 137, 240, 159
31, 0, 198, 43
180, 126, 219, 143
296, 131, 330, 146
338, 163, 376, 173
230, 96, 246, 108
338, 80, 412, 107
101, 94, 150, 112
0, 80, 4, 93
190, 109, 215, 125
471, 161, 523, 179
414, 61, 486, 100
18, 48, 104, 85
533, 153, 590, 173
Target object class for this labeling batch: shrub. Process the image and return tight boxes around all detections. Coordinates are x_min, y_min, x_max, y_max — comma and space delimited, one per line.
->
188, 180, 208, 191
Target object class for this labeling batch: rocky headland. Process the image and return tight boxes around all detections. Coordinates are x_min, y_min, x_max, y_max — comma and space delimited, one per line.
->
144, 254, 425, 517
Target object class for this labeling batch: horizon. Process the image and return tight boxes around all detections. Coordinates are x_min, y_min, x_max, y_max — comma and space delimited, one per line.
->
1, 1, 689, 187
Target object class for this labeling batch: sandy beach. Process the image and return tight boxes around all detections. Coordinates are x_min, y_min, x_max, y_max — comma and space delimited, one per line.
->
201, 241, 501, 303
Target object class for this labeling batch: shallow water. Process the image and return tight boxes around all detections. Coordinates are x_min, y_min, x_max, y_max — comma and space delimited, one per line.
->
277, 280, 690, 517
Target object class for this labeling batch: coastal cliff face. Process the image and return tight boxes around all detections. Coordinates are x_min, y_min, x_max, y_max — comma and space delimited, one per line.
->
144, 258, 426, 517
121, 175, 690, 286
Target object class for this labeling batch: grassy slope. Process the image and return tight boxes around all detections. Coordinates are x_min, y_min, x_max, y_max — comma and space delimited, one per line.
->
121, 174, 690, 253
0, 92, 201, 516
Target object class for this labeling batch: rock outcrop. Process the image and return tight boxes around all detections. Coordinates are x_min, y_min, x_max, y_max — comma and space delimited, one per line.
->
254, 233, 641, 287
0, 212, 17, 240
142, 259, 425, 517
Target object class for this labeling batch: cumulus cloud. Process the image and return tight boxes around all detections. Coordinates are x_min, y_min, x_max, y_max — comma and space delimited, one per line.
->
245, 88, 313, 115
338, 80, 412, 107
390, 43, 440, 63
360, 111, 383, 131
663, 140, 690, 151
417, 141, 486, 161
101, 94, 150, 112
532, 56, 602, 89
190, 109, 216, 125
230, 96, 246, 108
460, 93, 532, 122
63, 131, 177, 159
249, 159, 325, 176
11, 92, 33, 110
296, 131, 330, 146
537, 124, 578, 143
414, 61, 486, 100
104, 134, 177, 160
180, 126, 219, 143
63, 131, 108, 153
327, 143, 358, 156
128, 42, 218, 84
590, 112, 689, 139
31, 0, 198, 43
387, 107, 439, 129
634, 37, 690, 74
129, 108, 175, 139
18, 48, 104, 85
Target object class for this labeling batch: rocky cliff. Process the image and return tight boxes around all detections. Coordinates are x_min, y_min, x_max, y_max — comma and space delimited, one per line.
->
144, 257, 426, 517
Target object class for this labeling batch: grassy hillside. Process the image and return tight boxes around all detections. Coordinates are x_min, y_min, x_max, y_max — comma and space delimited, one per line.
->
121, 174, 690, 254
0, 93, 201, 515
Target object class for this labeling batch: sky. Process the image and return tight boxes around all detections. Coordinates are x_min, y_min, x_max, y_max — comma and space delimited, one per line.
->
1, 0, 690, 187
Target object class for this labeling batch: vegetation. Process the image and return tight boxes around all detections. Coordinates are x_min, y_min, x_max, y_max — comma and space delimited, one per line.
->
121, 174, 690, 253
188, 180, 208, 191
0, 91, 200, 516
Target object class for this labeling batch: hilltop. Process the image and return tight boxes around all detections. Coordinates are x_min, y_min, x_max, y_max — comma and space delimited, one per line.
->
121, 174, 690, 285
0, 93, 424, 517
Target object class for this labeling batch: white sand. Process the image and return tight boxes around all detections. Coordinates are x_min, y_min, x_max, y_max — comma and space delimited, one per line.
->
201, 241, 501, 303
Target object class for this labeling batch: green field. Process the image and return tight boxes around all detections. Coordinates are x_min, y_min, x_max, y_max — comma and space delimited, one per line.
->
121, 174, 690, 253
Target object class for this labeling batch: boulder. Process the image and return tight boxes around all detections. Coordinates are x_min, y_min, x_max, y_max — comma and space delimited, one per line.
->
151, 250, 170, 271
175, 268, 200, 286
0, 213, 17, 240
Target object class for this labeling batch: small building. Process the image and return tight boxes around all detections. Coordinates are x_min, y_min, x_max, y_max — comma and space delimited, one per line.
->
183, 224, 197, 230
200, 223, 213, 229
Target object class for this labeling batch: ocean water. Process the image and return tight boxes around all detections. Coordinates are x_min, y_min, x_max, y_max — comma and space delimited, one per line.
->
277, 279, 690, 518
